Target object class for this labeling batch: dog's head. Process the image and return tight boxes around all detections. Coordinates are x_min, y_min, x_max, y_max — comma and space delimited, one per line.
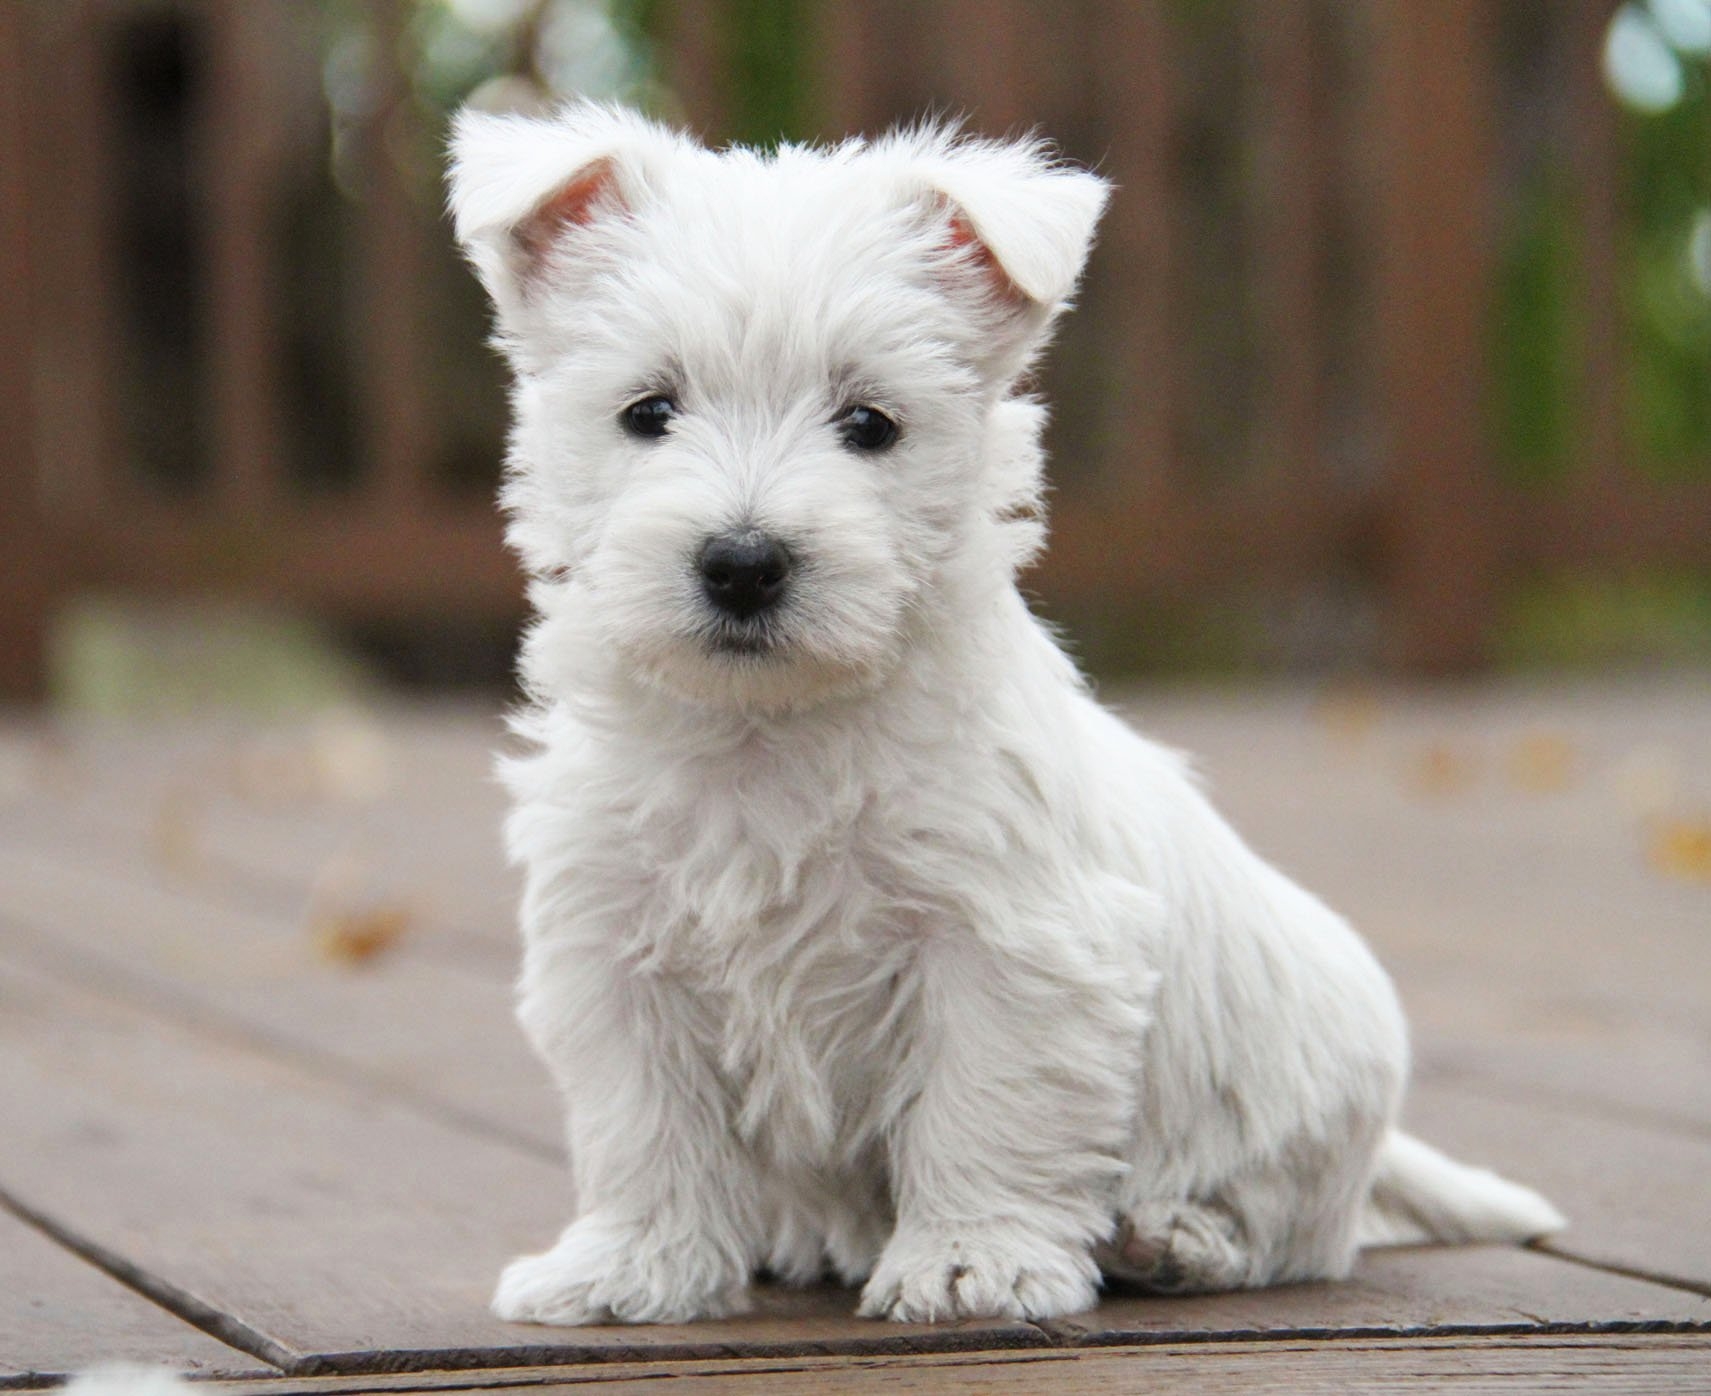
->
449, 103, 1107, 713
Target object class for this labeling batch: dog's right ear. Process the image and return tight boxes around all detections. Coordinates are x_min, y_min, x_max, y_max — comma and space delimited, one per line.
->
447, 102, 673, 331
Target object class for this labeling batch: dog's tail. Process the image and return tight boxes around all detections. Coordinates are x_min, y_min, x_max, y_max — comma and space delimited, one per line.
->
1358, 1129, 1566, 1248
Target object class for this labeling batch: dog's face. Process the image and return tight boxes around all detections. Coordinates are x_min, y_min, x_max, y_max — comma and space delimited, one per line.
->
449, 105, 1106, 712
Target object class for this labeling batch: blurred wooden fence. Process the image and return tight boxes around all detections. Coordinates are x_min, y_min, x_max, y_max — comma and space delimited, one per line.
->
3, 0, 1709, 699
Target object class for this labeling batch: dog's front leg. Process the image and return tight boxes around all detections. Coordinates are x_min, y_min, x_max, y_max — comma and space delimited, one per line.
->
493, 948, 756, 1325
859, 930, 1144, 1322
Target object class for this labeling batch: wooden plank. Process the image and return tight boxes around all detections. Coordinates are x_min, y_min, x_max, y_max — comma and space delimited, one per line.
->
0, 709, 519, 973
202, 1334, 1711, 1394
11, 685, 1707, 1137
1085, 0, 1175, 503
1510, 479, 1711, 569
1120, 680, 1711, 1128
355, 0, 432, 511
1244, 0, 1324, 495
23, 0, 116, 519
656, 1, 727, 143
1368, 0, 1499, 672
934, 0, 1041, 137
0, 840, 557, 1156
63, 508, 522, 622
441, 1330, 1711, 1392
202, 0, 287, 511
0, 1205, 269, 1382
1405, 1079, 1711, 1296
1413, 1022, 1711, 1146
0, 955, 1045, 1372
1064, 1244, 1709, 1341
4, 953, 1704, 1378
808, 2, 882, 137
0, 1, 50, 700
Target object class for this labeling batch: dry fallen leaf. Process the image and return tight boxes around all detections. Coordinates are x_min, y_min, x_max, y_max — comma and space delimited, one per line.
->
1506, 732, 1576, 793
312, 905, 412, 966
1647, 815, 1711, 885
305, 845, 412, 966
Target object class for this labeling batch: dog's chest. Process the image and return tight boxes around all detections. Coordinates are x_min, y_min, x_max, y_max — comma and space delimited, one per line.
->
715, 928, 912, 1168
670, 841, 918, 1168
633, 763, 921, 1167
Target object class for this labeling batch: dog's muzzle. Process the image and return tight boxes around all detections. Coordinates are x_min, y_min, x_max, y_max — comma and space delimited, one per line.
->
697, 530, 792, 621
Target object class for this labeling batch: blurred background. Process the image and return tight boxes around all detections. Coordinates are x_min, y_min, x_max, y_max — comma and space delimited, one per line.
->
2, 0, 1709, 710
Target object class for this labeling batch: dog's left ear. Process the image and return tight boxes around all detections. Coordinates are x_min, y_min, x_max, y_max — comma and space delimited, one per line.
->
907, 134, 1110, 372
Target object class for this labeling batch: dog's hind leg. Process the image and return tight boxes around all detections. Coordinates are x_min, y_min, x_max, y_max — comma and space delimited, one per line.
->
1104, 1118, 1385, 1294
1096, 1199, 1254, 1294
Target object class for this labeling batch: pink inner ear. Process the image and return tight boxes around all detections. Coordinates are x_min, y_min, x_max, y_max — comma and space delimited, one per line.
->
943, 211, 1025, 305
513, 158, 619, 266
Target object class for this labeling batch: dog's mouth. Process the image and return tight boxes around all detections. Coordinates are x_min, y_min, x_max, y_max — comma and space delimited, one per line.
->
703, 618, 782, 659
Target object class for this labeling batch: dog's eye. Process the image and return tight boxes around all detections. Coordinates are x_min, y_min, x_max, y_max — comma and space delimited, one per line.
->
622, 395, 676, 439
838, 405, 899, 452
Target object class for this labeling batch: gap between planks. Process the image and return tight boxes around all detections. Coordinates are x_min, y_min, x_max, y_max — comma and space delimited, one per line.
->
0, 1188, 295, 1379
1533, 1245, 1711, 1304
0, 913, 558, 1166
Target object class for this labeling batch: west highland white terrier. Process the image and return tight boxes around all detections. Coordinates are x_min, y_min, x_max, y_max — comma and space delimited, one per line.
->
447, 102, 1563, 1326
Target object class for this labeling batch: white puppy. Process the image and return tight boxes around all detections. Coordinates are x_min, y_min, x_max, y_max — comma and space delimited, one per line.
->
447, 103, 1563, 1326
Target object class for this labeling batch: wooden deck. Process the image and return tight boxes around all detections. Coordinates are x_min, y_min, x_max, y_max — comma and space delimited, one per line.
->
2, 680, 1708, 1391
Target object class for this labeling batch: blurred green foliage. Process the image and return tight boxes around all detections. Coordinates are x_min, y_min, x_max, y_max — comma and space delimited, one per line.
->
1492, 177, 1578, 481
1625, 87, 1711, 473
719, 0, 813, 146
1493, 4, 1711, 483
52, 600, 378, 717
1498, 571, 1711, 667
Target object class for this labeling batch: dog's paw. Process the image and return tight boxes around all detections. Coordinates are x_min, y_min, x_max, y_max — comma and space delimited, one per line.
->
492, 1216, 749, 1326
1097, 1200, 1251, 1294
857, 1226, 1098, 1322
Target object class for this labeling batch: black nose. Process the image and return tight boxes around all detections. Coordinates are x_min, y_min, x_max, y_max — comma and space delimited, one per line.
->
698, 531, 792, 619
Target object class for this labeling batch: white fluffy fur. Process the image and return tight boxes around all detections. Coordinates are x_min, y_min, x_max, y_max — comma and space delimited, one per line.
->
64, 1368, 189, 1396
447, 103, 1564, 1326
